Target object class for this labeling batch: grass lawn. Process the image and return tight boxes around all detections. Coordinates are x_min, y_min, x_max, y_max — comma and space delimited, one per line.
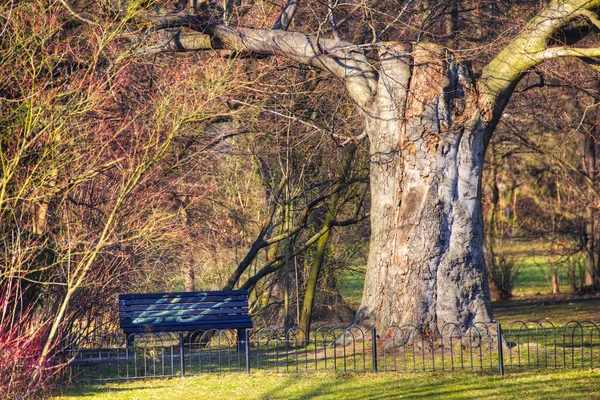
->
55, 370, 600, 400
56, 239, 600, 399
337, 267, 366, 310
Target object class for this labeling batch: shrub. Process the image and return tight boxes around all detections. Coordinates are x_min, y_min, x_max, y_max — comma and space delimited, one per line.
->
0, 283, 65, 399
486, 255, 520, 301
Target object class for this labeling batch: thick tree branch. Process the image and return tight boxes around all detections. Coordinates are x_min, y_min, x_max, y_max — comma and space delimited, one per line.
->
149, 13, 205, 31
140, 21, 377, 105
273, 0, 299, 31
138, 31, 212, 56
480, 0, 600, 123
537, 45, 600, 59
208, 26, 377, 105
578, 8, 600, 29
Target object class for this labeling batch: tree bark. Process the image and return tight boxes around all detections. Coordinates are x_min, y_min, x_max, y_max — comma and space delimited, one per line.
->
582, 123, 598, 288
183, 264, 196, 291
356, 43, 494, 331
550, 262, 560, 294
297, 209, 333, 341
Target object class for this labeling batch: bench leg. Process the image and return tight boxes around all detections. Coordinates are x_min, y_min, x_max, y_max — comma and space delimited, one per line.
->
237, 328, 246, 352
126, 333, 134, 349
179, 332, 185, 377
237, 329, 250, 373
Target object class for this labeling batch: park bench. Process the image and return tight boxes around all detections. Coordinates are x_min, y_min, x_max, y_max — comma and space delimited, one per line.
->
119, 289, 253, 352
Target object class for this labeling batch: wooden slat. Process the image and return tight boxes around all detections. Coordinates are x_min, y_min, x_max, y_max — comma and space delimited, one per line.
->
122, 320, 253, 333
119, 303, 247, 312
120, 313, 250, 324
119, 298, 249, 307
119, 295, 248, 306
120, 297, 247, 305
120, 317, 252, 329
119, 301, 249, 311
120, 308, 249, 318
119, 298, 247, 306
119, 290, 248, 300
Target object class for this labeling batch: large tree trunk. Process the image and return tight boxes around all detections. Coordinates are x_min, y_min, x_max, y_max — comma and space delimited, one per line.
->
143, 0, 600, 331
355, 43, 495, 332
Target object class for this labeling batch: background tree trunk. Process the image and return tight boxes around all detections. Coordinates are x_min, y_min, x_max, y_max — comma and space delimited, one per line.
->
356, 43, 494, 332
582, 125, 598, 288
297, 147, 355, 342
183, 264, 196, 291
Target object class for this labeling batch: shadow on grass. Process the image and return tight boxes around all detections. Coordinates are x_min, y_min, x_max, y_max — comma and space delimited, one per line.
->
58, 384, 163, 398
256, 371, 600, 400
493, 295, 600, 325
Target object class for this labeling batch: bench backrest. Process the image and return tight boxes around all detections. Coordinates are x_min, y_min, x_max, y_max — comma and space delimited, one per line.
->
119, 290, 252, 334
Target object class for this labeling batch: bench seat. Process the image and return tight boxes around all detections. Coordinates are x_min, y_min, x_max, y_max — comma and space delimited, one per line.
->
119, 290, 253, 335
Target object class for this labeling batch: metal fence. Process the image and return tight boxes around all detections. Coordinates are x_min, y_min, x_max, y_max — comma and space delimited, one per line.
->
61, 320, 600, 382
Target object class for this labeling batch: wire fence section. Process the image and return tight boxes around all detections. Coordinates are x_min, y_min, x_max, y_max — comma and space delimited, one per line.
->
62, 320, 600, 382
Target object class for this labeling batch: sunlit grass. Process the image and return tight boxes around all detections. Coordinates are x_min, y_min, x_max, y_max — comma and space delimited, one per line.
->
337, 267, 366, 309
55, 369, 600, 400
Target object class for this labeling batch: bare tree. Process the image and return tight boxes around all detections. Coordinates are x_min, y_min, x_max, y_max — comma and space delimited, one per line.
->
132, 0, 600, 331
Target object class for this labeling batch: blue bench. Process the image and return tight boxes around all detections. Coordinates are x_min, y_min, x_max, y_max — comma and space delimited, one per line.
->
119, 289, 253, 351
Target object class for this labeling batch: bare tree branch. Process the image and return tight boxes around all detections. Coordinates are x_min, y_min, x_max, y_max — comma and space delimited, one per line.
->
577, 8, 600, 29
57, 0, 98, 25
481, 0, 600, 122
538, 46, 600, 60
138, 31, 213, 56
273, 0, 299, 31
140, 22, 377, 105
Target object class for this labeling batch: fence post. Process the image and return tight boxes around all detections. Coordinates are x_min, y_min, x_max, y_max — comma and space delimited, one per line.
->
179, 332, 185, 378
497, 323, 504, 377
372, 327, 378, 373
245, 329, 251, 374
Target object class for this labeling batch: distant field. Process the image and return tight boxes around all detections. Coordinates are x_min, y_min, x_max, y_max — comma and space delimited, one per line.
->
338, 240, 592, 307
493, 295, 600, 325
495, 240, 574, 297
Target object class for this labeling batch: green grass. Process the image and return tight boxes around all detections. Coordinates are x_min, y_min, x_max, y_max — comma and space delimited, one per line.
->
337, 267, 366, 309
55, 370, 600, 399
509, 255, 576, 297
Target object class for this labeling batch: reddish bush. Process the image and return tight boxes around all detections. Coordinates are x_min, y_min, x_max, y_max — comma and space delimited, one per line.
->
0, 282, 65, 399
